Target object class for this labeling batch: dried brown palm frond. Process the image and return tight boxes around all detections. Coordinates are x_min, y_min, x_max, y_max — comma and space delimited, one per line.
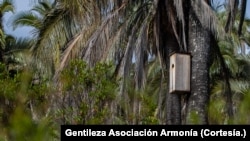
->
53, 33, 82, 82
191, 0, 226, 39
31, 0, 101, 79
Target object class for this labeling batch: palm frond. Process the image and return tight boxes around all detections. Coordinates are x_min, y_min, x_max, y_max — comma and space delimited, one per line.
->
53, 33, 82, 82
224, 0, 239, 33
0, 0, 14, 13
32, 0, 54, 16
230, 80, 250, 95
211, 35, 234, 117
32, 1, 101, 79
4, 37, 34, 52
173, 0, 187, 51
81, 1, 127, 66
192, 0, 226, 39
10, 11, 42, 30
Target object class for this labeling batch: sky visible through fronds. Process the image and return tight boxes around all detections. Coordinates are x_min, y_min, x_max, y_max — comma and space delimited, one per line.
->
2, 0, 250, 39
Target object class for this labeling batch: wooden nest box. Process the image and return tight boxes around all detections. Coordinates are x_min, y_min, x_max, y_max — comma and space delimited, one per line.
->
169, 52, 191, 94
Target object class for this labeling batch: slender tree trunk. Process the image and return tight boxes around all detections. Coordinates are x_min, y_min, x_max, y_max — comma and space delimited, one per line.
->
166, 91, 181, 124
156, 0, 181, 125
185, 6, 211, 124
166, 37, 181, 125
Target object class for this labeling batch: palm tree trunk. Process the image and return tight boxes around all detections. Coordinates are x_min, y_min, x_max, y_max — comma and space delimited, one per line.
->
165, 35, 181, 125
157, 0, 181, 125
185, 7, 211, 124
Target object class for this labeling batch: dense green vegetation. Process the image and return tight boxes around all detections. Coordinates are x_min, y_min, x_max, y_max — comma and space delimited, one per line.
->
0, 0, 250, 140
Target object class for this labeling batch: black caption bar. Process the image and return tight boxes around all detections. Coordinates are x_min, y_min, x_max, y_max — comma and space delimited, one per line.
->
61, 125, 250, 140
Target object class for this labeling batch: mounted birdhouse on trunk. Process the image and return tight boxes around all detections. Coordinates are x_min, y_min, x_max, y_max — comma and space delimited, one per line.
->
169, 52, 191, 94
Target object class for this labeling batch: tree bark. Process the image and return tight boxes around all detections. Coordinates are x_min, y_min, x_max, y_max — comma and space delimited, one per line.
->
157, 0, 181, 125
185, 6, 211, 124
165, 33, 181, 125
